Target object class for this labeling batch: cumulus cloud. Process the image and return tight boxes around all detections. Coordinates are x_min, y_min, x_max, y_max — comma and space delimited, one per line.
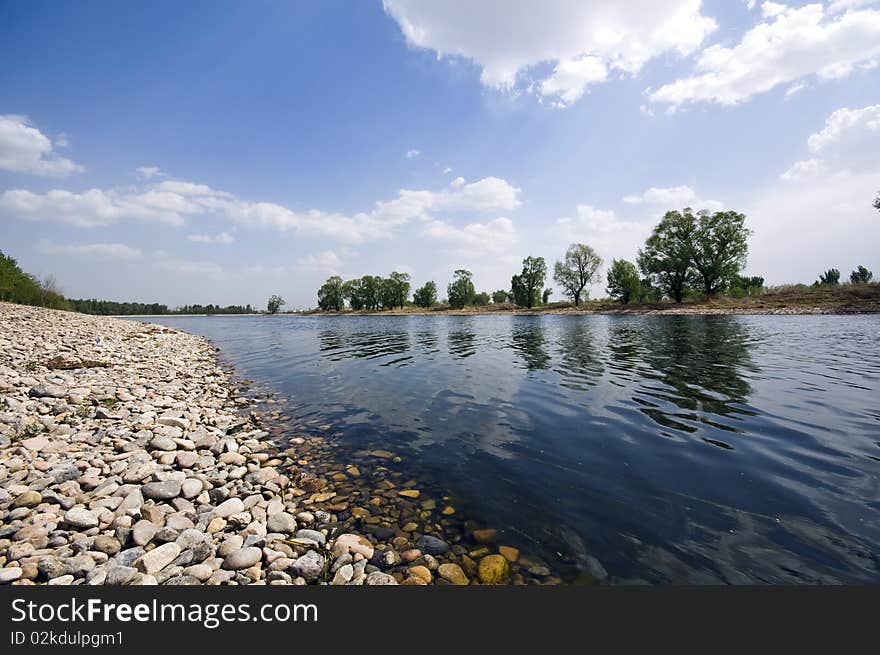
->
405, 149, 420, 158
296, 250, 343, 273
35, 240, 143, 259
621, 185, 723, 211
135, 166, 164, 180
422, 216, 517, 257
649, 3, 880, 106
383, 0, 717, 107
750, 103, 880, 283
1, 174, 521, 243
187, 232, 235, 244
0, 115, 84, 176
782, 104, 880, 181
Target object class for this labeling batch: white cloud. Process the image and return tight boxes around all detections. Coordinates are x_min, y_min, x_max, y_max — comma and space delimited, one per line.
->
384, 0, 717, 107
0, 115, 84, 176
783, 104, 880, 180
751, 103, 880, 283
538, 56, 607, 107
135, 166, 164, 180
154, 251, 223, 277
35, 239, 143, 260
780, 158, 824, 181
442, 167, 453, 174
0, 174, 521, 242
422, 216, 517, 257
296, 250, 343, 272
649, 3, 880, 106
187, 232, 235, 244
406, 149, 420, 158
621, 185, 722, 210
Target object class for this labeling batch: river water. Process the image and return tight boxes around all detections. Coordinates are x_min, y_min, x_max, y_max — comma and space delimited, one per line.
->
139, 313, 880, 584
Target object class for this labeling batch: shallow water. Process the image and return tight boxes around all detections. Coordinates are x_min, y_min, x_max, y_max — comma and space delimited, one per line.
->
138, 313, 880, 584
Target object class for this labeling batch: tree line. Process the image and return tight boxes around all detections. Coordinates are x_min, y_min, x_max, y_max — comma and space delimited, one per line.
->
310, 208, 765, 310
67, 300, 255, 315
0, 250, 68, 310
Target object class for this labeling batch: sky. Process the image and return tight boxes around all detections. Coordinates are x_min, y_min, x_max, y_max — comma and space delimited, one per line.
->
1, 0, 878, 309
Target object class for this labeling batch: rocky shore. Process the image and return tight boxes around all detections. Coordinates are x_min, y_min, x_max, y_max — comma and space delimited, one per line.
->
0, 302, 552, 586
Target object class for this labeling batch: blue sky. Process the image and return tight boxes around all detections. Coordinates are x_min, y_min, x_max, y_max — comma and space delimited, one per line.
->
2, 0, 878, 308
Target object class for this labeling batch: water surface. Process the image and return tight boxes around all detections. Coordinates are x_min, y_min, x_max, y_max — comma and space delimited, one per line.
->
141, 313, 880, 583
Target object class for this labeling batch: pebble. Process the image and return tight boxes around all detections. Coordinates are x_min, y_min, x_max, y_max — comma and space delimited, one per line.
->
222, 547, 263, 570
64, 507, 99, 529
438, 563, 469, 585
478, 555, 510, 584
136, 543, 181, 574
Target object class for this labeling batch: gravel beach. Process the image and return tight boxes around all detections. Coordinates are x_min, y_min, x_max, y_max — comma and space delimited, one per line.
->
0, 302, 551, 586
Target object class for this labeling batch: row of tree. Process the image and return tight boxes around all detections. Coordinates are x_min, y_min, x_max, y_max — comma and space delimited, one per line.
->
0, 250, 68, 310
815, 266, 874, 286
68, 300, 255, 315
312, 208, 758, 309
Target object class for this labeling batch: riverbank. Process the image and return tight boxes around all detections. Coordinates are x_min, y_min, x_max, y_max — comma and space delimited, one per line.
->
0, 302, 543, 585
299, 282, 880, 316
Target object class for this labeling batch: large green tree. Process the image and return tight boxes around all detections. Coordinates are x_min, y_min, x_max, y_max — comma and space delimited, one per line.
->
267, 294, 285, 314
637, 210, 696, 303
342, 278, 365, 310
360, 275, 382, 310
491, 289, 509, 304
447, 269, 476, 309
688, 210, 750, 297
817, 268, 840, 285
850, 265, 874, 284
553, 243, 602, 306
512, 256, 546, 309
606, 259, 641, 304
317, 276, 345, 311
380, 271, 411, 309
412, 281, 438, 308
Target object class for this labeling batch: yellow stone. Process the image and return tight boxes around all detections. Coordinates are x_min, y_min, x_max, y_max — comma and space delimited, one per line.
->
371, 450, 394, 459
351, 507, 371, 519
437, 563, 469, 585
478, 554, 510, 584
346, 466, 360, 477
398, 489, 420, 499
442, 506, 455, 515
498, 546, 520, 562
408, 565, 432, 583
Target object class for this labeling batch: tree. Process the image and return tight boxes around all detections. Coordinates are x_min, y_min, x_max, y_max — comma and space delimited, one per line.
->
267, 295, 285, 314
413, 281, 438, 308
850, 265, 874, 284
637, 210, 696, 303
688, 210, 750, 297
360, 275, 382, 310
553, 243, 602, 306
447, 269, 475, 309
473, 292, 491, 306
386, 271, 411, 309
512, 256, 546, 308
343, 278, 365, 310
874, 192, 879, 212
606, 259, 641, 304
817, 268, 840, 285
491, 289, 509, 304
542, 288, 552, 304
317, 276, 345, 311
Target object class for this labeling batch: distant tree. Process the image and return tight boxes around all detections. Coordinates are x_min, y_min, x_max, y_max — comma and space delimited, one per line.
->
639, 278, 662, 303
413, 280, 438, 308
817, 268, 840, 285
689, 210, 751, 297
267, 294, 285, 314
553, 243, 602, 306
637, 209, 696, 303
388, 271, 411, 308
512, 256, 546, 308
542, 288, 552, 304
360, 275, 382, 310
317, 276, 345, 311
473, 292, 491, 306
606, 259, 641, 304
874, 192, 879, 212
491, 289, 509, 304
850, 265, 874, 284
343, 278, 365, 310
447, 269, 476, 309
